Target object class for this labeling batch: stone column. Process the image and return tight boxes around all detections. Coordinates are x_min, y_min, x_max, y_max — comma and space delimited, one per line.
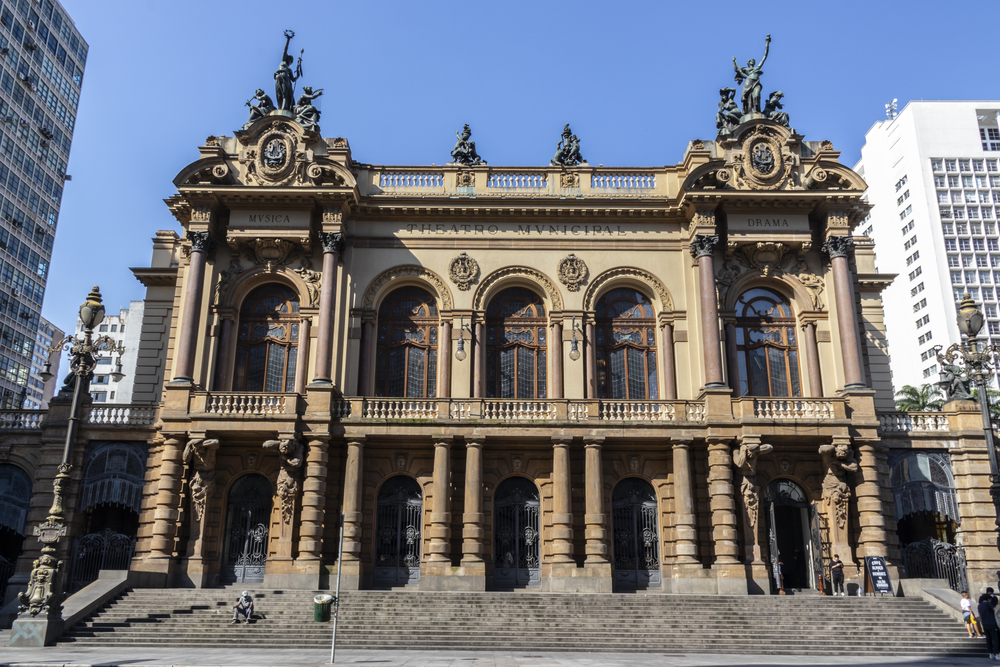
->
672, 441, 698, 564
551, 437, 574, 564
428, 438, 452, 563
822, 235, 865, 390
473, 320, 485, 398
585, 320, 597, 398
439, 319, 452, 398
584, 437, 607, 564
212, 316, 233, 391
297, 438, 329, 574
802, 321, 823, 397
461, 437, 484, 565
690, 235, 725, 388
855, 440, 888, 558
312, 232, 344, 385
341, 437, 365, 563
707, 440, 739, 565
294, 317, 310, 394
149, 437, 184, 563
173, 231, 211, 383
550, 320, 563, 399
724, 320, 739, 393
660, 321, 677, 400
357, 317, 374, 396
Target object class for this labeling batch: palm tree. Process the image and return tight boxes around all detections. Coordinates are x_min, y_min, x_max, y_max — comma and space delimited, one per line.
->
970, 387, 1000, 420
894, 383, 945, 412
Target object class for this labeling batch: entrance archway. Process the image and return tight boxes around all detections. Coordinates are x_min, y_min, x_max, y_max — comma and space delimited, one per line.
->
221, 474, 272, 584
763, 479, 820, 592
374, 475, 422, 586
0, 464, 32, 600
611, 477, 660, 589
493, 476, 540, 587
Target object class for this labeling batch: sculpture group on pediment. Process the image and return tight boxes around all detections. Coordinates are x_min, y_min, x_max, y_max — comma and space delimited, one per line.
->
242, 31, 324, 134
450, 124, 486, 166
550, 124, 585, 167
716, 88, 742, 134
717, 35, 791, 135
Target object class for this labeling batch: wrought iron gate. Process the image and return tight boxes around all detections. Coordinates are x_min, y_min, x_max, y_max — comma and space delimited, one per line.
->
901, 538, 969, 593
612, 478, 660, 589
493, 477, 540, 587
68, 529, 135, 593
222, 474, 272, 584
374, 476, 422, 586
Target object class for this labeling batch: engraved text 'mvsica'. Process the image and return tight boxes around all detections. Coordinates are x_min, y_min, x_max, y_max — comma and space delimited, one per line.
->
247, 213, 293, 224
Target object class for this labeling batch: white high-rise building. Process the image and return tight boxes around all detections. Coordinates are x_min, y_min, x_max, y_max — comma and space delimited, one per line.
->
75, 300, 143, 404
856, 101, 1000, 394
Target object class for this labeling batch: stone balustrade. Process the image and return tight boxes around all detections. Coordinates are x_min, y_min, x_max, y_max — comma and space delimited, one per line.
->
751, 398, 837, 420
362, 399, 437, 419
86, 405, 158, 426
0, 409, 43, 429
196, 392, 295, 417
878, 411, 952, 433
378, 171, 444, 189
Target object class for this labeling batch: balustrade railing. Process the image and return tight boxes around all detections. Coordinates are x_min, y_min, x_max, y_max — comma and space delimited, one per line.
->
591, 172, 655, 189
203, 393, 290, 416
363, 399, 437, 419
379, 171, 444, 188
487, 172, 547, 189
0, 409, 43, 429
752, 399, 836, 420
483, 401, 556, 420
86, 405, 157, 426
878, 412, 951, 433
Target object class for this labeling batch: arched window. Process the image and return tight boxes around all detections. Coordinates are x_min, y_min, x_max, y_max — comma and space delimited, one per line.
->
735, 287, 801, 397
596, 288, 657, 399
233, 283, 300, 392
486, 287, 547, 399
374, 287, 439, 398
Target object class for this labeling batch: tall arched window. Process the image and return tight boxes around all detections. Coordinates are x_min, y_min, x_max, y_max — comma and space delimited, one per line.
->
374, 287, 438, 398
735, 287, 801, 397
596, 288, 657, 399
233, 283, 300, 392
486, 287, 547, 399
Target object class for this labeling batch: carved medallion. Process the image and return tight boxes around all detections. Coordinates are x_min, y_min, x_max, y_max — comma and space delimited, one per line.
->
730, 126, 793, 191
557, 254, 588, 292
456, 171, 475, 188
559, 172, 580, 188
750, 144, 774, 174
253, 122, 298, 185
248, 238, 297, 272
449, 252, 479, 291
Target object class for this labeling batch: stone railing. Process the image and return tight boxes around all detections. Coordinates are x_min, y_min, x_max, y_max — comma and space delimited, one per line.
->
0, 409, 43, 429
487, 172, 547, 189
731, 397, 844, 421
362, 399, 437, 419
598, 400, 705, 423
85, 405, 158, 427
378, 171, 444, 189
338, 398, 705, 423
196, 392, 296, 417
590, 172, 655, 189
878, 412, 951, 433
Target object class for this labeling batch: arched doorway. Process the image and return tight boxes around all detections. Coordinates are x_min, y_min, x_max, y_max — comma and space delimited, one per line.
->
0, 464, 32, 600
763, 479, 820, 592
374, 475, 422, 586
493, 476, 540, 587
221, 474, 273, 584
611, 477, 661, 589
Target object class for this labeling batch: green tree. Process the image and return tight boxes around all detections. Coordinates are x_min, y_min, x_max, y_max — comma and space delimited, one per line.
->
894, 383, 945, 412
970, 387, 1000, 420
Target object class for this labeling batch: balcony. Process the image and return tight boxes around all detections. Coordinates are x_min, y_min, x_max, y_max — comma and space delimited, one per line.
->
190, 392, 299, 417
878, 412, 951, 433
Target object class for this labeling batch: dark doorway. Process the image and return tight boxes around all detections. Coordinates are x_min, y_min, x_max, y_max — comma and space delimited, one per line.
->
611, 477, 661, 590
493, 476, 540, 588
773, 505, 808, 589
763, 479, 818, 592
221, 474, 273, 584
374, 475, 422, 587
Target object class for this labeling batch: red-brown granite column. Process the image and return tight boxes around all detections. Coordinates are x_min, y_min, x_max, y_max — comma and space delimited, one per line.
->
691, 235, 725, 388
428, 438, 452, 562
584, 437, 607, 563
173, 231, 211, 383
823, 235, 865, 390
802, 321, 823, 397
357, 317, 374, 395
550, 320, 563, 399
585, 320, 597, 398
439, 319, 452, 398
312, 232, 344, 385
294, 318, 310, 394
212, 315, 233, 390
473, 320, 485, 398
661, 321, 677, 400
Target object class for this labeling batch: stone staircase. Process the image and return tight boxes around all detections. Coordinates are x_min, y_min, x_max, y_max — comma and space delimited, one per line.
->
60, 588, 983, 657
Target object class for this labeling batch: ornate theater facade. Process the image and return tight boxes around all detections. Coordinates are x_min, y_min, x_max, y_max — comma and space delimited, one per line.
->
2, 109, 999, 609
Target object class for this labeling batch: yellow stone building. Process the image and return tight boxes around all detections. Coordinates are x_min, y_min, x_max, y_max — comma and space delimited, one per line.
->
2, 110, 999, 613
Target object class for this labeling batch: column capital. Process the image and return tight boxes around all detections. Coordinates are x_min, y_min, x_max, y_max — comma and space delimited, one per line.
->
583, 436, 605, 448
464, 435, 486, 447
551, 435, 574, 447
821, 235, 853, 259
344, 434, 366, 447
186, 230, 214, 254
318, 231, 345, 254
432, 435, 455, 447
672, 440, 692, 450
689, 234, 719, 258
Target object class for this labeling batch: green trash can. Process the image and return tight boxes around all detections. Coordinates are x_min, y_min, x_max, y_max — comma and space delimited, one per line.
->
313, 594, 333, 622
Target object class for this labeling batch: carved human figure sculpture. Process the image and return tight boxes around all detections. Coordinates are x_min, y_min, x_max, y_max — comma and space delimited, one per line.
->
183, 438, 220, 523
274, 30, 302, 111
263, 438, 304, 524
450, 124, 486, 166
819, 441, 859, 529
732, 34, 771, 116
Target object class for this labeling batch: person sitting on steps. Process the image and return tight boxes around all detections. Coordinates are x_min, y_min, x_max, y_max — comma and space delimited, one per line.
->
232, 590, 254, 624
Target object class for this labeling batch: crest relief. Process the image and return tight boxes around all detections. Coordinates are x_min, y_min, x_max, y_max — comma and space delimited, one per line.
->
449, 252, 479, 291
557, 254, 588, 292
727, 124, 795, 191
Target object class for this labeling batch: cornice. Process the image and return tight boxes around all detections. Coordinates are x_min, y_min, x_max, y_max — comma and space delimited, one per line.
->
131, 266, 178, 287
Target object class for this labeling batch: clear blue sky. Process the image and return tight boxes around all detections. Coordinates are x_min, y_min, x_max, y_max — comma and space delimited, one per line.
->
43, 0, 995, 339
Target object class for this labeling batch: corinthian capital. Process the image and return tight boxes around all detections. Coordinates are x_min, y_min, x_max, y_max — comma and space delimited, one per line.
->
186, 231, 214, 254
821, 235, 854, 259
318, 231, 345, 254
689, 234, 719, 259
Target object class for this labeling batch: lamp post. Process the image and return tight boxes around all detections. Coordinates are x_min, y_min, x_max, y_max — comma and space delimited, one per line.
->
935, 292, 1000, 552
10, 286, 125, 646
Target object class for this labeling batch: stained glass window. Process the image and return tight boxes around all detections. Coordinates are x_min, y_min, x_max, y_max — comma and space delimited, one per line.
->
374, 287, 438, 398
735, 287, 801, 397
596, 288, 657, 399
486, 287, 547, 399
233, 284, 300, 392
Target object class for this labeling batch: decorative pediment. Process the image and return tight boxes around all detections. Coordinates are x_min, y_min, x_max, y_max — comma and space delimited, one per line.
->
721, 123, 796, 191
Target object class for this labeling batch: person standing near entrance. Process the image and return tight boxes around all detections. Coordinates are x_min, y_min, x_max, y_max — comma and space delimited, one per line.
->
830, 554, 846, 596
978, 592, 999, 659
961, 592, 984, 638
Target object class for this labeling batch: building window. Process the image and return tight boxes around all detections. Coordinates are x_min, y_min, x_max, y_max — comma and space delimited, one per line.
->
920, 349, 934, 362
110, 324, 117, 332
91, 392, 106, 402
904, 236, 917, 250
595, 288, 657, 400
922, 365, 937, 378
948, 256, 960, 268
909, 267, 922, 281
918, 331, 933, 345
232, 283, 299, 392
98, 324, 108, 332
92, 375, 107, 384
734, 288, 801, 398
910, 283, 925, 297
946, 160, 957, 172
486, 287, 547, 399
895, 175, 908, 191
374, 286, 438, 398
916, 315, 930, 328
913, 299, 927, 312
991, 322, 1000, 336
906, 251, 920, 265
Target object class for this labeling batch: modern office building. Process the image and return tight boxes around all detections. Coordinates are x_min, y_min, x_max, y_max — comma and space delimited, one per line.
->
856, 101, 1000, 392
0, 0, 86, 407
25, 314, 59, 409
76, 301, 143, 404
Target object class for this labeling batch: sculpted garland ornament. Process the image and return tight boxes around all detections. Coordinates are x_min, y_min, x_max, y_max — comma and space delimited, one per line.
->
448, 252, 479, 291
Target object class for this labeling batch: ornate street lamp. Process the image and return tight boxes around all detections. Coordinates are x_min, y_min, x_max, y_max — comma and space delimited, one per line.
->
11, 286, 126, 645
934, 292, 1000, 551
